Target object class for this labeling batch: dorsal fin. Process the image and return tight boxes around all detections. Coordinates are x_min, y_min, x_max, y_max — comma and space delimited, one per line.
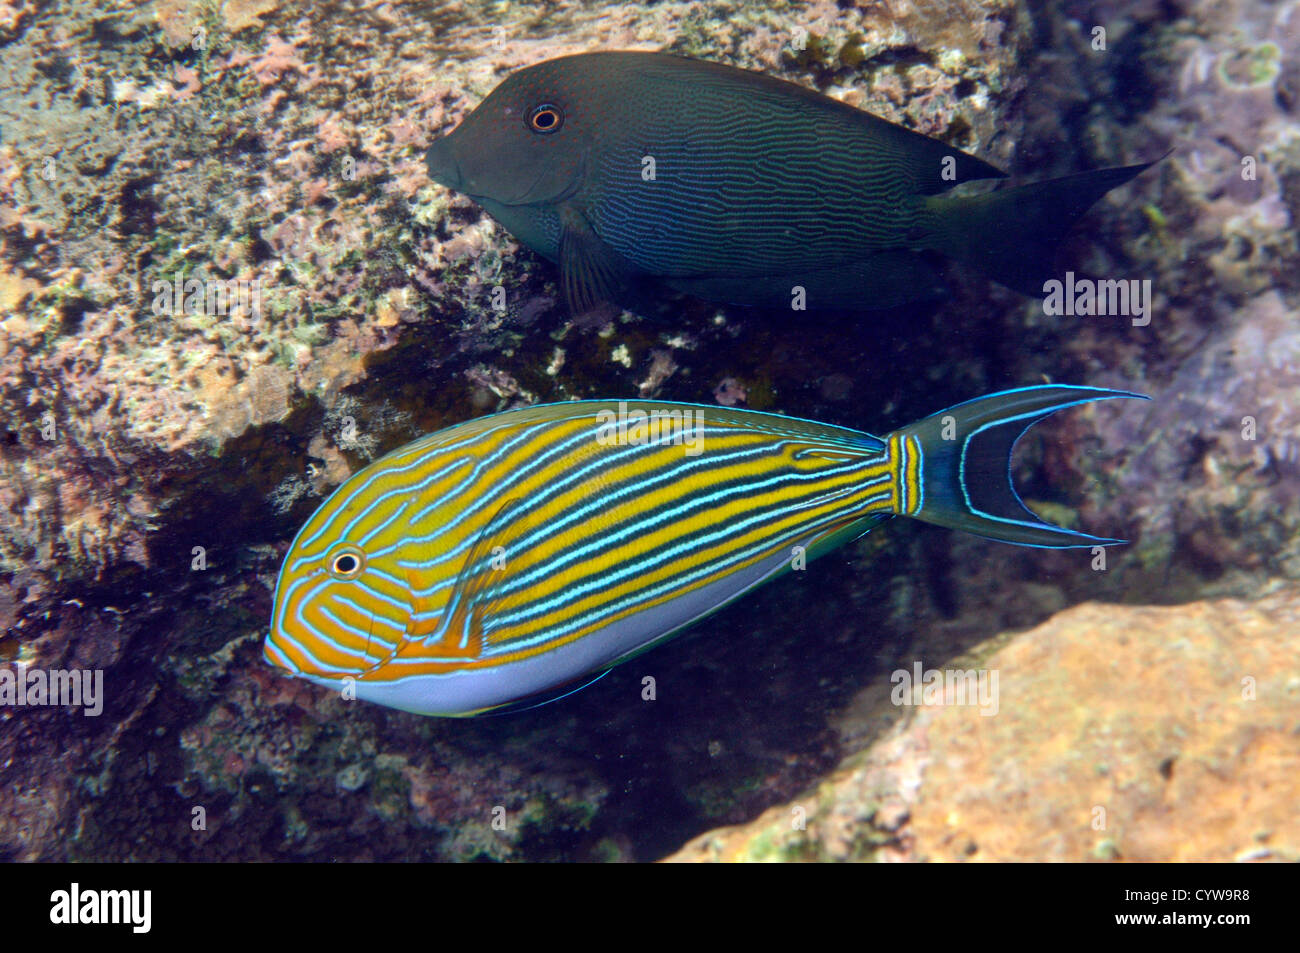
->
628, 52, 1008, 195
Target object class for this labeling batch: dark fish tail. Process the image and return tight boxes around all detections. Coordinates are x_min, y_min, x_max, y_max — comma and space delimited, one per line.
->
891, 385, 1147, 548
919, 160, 1158, 296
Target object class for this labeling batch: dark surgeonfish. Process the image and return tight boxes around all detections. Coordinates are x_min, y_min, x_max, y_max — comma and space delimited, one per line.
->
424, 51, 1156, 316
264, 385, 1144, 716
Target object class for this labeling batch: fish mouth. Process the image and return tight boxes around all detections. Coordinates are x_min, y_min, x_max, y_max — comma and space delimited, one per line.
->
497, 153, 585, 207
453, 163, 555, 207
425, 139, 582, 207
504, 163, 553, 205
424, 138, 463, 191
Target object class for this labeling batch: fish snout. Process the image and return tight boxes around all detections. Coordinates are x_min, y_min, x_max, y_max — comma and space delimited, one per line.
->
425, 137, 464, 191
262, 631, 296, 673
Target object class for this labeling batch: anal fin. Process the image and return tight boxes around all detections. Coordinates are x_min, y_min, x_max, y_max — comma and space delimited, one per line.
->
474, 669, 613, 717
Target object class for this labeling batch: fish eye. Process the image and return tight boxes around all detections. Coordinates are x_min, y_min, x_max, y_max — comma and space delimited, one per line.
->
327, 546, 365, 580
527, 104, 563, 134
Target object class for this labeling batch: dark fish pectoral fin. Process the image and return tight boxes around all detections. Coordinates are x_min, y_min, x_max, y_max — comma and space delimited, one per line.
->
895, 384, 1148, 548
559, 207, 639, 319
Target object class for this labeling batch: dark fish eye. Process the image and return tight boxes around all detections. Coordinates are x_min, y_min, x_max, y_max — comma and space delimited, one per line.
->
328, 548, 364, 579
527, 104, 563, 134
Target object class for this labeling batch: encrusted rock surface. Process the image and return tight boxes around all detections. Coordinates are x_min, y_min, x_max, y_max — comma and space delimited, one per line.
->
667, 587, 1300, 862
0, 0, 1030, 585
0, 0, 1295, 863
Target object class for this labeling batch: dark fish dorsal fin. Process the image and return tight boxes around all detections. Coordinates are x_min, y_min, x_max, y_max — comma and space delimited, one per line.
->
627, 52, 1007, 195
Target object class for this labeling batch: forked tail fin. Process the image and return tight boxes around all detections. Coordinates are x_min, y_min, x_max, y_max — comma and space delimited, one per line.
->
921, 160, 1159, 296
893, 385, 1147, 548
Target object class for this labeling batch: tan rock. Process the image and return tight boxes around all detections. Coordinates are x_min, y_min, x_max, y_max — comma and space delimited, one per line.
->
665, 588, 1300, 862
152, 0, 203, 48
222, 0, 277, 34
0, 265, 39, 312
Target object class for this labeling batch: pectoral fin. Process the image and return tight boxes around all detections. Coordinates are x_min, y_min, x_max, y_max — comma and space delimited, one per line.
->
559, 206, 637, 320
433, 495, 534, 654
366, 496, 532, 674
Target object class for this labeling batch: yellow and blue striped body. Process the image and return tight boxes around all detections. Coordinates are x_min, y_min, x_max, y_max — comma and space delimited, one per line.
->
264, 387, 1141, 716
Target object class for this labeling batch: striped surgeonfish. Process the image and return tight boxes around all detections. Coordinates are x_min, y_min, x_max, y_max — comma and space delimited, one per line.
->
264, 384, 1145, 716
423, 51, 1157, 316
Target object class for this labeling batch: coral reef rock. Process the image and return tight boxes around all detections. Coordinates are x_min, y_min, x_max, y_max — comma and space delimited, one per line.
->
665, 587, 1300, 862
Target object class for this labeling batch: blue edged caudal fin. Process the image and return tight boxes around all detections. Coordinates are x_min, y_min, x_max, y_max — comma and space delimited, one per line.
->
893, 385, 1148, 548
